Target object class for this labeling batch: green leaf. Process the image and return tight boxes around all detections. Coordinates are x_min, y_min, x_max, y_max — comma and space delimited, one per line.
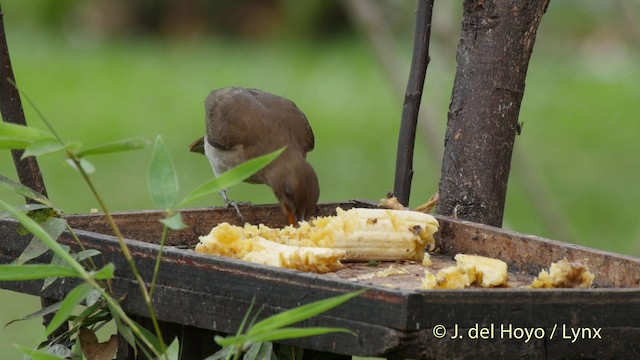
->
4, 298, 62, 328
75, 249, 101, 262
159, 212, 187, 230
164, 337, 180, 360
243, 342, 273, 360
0, 264, 79, 281
84, 289, 103, 308
13, 217, 67, 265
14, 344, 66, 360
75, 137, 149, 157
148, 136, 179, 211
249, 290, 365, 335
203, 347, 234, 360
45, 344, 73, 359
0, 137, 31, 149
0, 174, 52, 207
21, 137, 65, 159
91, 263, 115, 280
65, 158, 96, 174
0, 200, 87, 282
179, 147, 285, 207
46, 283, 93, 336
43, 246, 71, 290
0, 122, 55, 146
128, 318, 165, 356
251, 327, 352, 344
109, 301, 137, 357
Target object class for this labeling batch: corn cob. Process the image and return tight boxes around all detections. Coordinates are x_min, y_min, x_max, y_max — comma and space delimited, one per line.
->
195, 223, 345, 273
195, 207, 439, 273
244, 207, 439, 262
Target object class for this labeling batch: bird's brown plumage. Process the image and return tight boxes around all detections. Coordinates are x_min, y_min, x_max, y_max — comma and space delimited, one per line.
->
190, 87, 319, 224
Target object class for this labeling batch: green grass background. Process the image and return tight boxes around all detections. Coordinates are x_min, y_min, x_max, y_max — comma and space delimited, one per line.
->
2, 1, 640, 358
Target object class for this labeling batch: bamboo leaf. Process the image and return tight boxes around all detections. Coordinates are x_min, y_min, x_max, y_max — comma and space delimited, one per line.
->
73, 293, 105, 323
164, 338, 180, 360
148, 136, 179, 211
243, 342, 273, 360
109, 301, 137, 357
0, 137, 30, 149
0, 174, 52, 206
129, 318, 165, 356
179, 147, 285, 207
4, 299, 62, 328
249, 290, 365, 334
14, 344, 66, 360
91, 263, 115, 280
65, 158, 96, 174
203, 347, 234, 360
0, 200, 87, 285
250, 327, 352, 344
75, 137, 149, 157
159, 212, 187, 230
46, 283, 93, 336
85, 289, 102, 307
0, 264, 79, 281
43, 246, 71, 291
45, 344, 74, 359
0, 122, 55, 145
21, 138, 65, 159
13, 217, 67, 265
75, 249, 101, 262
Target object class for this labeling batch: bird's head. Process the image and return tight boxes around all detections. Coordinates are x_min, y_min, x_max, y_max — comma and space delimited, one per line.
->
269, 156, 319, 226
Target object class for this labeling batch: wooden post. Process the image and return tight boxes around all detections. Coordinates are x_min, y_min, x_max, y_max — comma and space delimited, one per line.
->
436, 0, 550, 227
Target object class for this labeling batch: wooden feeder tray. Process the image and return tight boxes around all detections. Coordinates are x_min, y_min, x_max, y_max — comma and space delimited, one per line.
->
1, 202, 639, 359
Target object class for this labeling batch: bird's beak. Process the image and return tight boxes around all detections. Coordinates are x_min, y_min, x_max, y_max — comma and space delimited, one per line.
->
189, 137, 206, 154
283, 204, 297, 226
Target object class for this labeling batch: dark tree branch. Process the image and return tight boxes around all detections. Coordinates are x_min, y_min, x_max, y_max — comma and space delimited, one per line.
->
0, 4, 48, 199
436, 0, 550, 227
0, 3, 60, 341
393, 0, 434, 206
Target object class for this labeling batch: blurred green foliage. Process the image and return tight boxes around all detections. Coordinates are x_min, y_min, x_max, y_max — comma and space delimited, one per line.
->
2, 1, 640, 359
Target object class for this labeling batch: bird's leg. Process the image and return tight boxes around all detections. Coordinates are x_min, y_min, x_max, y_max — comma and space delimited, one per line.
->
219, 189, 246, 223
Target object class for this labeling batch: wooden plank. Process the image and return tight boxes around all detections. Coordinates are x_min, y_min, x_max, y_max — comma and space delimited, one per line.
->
388, 327, 640, 359
3, 203, 640, 357
436, 216, 640, 288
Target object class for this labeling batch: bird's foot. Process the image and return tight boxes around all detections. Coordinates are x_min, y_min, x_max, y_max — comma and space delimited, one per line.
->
223, 200, 253, 224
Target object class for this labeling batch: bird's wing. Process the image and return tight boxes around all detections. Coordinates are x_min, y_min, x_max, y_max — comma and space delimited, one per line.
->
249, 88, 315, 154
204, 87, 263, 151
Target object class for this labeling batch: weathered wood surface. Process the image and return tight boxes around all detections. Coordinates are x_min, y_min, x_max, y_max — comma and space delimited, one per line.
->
2, 203, 640, 358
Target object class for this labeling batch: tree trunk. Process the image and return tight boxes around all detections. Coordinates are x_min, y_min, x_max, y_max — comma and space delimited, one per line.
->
436, 0, 550, 227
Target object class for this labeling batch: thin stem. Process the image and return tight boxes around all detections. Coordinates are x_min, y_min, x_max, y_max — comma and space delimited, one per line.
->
92, 281, 164, 359
65, 222, 115, 294
65, 223, 97, 270
70, 153, 167, 354
149, 224, 168, 298
9, 79, 65, 145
